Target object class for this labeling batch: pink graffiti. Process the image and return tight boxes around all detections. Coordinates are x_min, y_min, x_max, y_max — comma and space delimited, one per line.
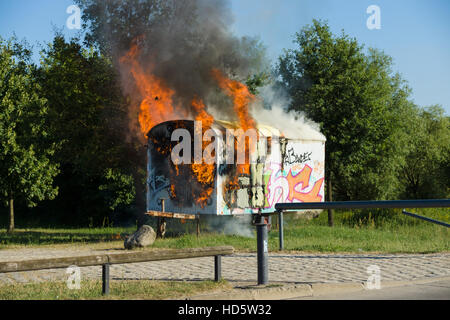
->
265, 163, 324, 208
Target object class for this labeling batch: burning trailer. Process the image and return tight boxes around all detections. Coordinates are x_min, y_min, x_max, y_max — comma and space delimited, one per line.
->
118, 30, 326, 237
145, 119, 326, 236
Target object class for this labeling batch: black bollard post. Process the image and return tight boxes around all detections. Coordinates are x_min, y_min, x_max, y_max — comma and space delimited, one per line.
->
102, 263, 110, 295
255, 215, 268, 285
214, 255, 221, 281
278, 210, 284, 251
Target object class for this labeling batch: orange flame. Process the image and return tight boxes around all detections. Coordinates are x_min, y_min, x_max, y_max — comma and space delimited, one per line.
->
192, 97, 214, 129
190, 97, 215, 207
196, 188, 214, 208
121, 44, 263, 208
211, 68, 256, 131
211, 69, 257, 176
120, 43, 182, 137
170, 184, 176, 198
191, 163, 215, 185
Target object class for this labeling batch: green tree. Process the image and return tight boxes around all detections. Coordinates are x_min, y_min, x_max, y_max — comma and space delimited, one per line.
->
246, 72, 271, 95
399, 105, 450, 199
99, 168, 136, 211
0, 38, 59, 232
277, 20, 413, 225
37, 35, 138, 225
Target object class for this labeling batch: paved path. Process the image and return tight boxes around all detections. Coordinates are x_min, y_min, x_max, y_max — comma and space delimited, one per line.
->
0, 248, 448, 285
295, 278, 450, 300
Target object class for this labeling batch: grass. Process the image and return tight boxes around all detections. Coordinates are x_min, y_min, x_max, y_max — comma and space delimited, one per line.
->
272, 207, 450, 253
0, 279, 230, 300
147, 225, 449, 254
147, 208, 449, 254
0, 208, 448, 253
0, 227, 135, 249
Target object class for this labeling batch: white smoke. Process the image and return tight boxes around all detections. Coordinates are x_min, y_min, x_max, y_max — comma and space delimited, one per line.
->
251, 85, 326, 141
204, 215, 255, 238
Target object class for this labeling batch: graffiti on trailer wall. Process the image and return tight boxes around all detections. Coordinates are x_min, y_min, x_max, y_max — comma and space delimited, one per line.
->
221, 141, 325, 214
264, 162, 324, 209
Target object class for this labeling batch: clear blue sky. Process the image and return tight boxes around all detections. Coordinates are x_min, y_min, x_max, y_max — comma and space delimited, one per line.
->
1, 0, 449, 114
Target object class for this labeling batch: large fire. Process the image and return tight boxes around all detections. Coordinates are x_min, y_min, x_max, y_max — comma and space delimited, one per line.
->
211, 68, 256, 131
190, 97, 216, 207
211, 68, 257, 175
191, 97, 214, 129
119, 43, 183, 136
121, 42, 257, 208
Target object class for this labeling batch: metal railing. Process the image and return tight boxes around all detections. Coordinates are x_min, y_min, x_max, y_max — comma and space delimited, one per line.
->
274, 199, 450, 211
0, 246, 234, 295
402, 210, 450, 228
252, 199, 450, 285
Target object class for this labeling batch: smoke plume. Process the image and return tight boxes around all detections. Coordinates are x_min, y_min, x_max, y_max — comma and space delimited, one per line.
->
251, 85, 326, 141
204, 215, 255, 238
114, 0, 266, 138
83, 0, 326, 235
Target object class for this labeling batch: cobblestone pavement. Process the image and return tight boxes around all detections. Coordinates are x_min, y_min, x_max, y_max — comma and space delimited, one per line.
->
0, 248, 448, 285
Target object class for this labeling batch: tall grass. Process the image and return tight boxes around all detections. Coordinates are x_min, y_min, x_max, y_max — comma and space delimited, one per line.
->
0, 208, 448, 253
150, 208, 449, 253
277, 207, 450, 253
